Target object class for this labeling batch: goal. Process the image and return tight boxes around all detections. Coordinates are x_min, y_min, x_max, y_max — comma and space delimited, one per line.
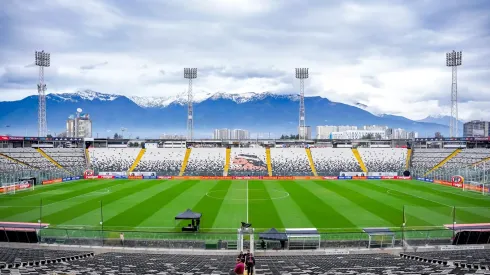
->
463, 181, 490, 196
2, 180, 35, 195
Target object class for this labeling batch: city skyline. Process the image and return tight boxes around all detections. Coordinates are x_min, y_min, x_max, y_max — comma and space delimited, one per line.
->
1, 1, 489, 122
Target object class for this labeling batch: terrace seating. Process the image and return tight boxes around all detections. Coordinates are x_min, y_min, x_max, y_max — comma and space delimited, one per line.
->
440, 148, 490, 169
0, 247, 92, 269
89, 148, 140, 172
42, 148, 86, 171
402, 249, 490, 269
0, 148, 63, 172
411, 149, 455, 172
270, 148, 312, 176
10, 252, 466, 275
228, 148, 268, 176
311, 148, 362, 176
134, 148, 185, 175
358, 148, 407, 172
0, 155, 29, 171
184, 148, 226, 176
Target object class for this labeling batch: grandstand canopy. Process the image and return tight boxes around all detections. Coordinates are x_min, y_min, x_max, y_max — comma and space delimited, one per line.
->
259, 228, 288, 241
175, 209, 202, 220
444, 223, 490, 232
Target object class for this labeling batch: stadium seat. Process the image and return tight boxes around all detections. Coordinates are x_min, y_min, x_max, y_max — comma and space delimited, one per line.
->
228, 148, 269, 176
270, 148, 312, 176
133, 148, 186, 175
358, 148, 407, 173
310, 148, 362, 176
184, 148, 226, 176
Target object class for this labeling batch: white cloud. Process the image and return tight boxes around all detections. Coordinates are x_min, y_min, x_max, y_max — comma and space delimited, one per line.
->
1, 0, 490, 121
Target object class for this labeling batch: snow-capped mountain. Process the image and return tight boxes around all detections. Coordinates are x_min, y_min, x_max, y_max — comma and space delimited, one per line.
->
417, 115, 465, 128
0, 90, 449, 137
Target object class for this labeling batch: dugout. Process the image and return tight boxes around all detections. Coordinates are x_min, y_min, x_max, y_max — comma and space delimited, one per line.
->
445, 223, 490, 245
0, 222, 49, 243
285, 228, 320, 250
363, 228, 395, 248
259, 228, 288, 249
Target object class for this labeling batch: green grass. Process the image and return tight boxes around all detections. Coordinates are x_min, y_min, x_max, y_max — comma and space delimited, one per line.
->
1, 179, 490, 240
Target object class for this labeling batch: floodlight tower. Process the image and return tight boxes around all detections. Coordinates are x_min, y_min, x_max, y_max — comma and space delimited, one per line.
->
446, 51, 462, 138
184, 68, 197, 141
35, 51, 50, 137
295, 68, 309, 140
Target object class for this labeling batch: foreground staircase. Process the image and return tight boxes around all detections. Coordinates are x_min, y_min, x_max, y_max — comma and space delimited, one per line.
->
179, 148, 192, 176
223, 148, 231, 176
305, 148, 318, 176
36, 148, 66, 171
424, 148, 462, 176
265, 147, 273, 176
128, 148, 146, 173
352, 148, 368, 173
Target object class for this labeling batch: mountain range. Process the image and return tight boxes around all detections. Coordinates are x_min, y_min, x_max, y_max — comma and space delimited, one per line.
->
0, 90, 457, 138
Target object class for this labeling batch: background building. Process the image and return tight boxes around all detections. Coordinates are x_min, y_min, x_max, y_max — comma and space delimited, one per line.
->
298, 126, 312, 139
66, 113, 92, 138
463, 120, 490, 137
231, 129, 249, 140
213, 128, 231, 139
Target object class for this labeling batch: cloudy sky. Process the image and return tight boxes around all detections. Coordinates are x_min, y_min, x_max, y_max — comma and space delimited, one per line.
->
1, 0, 489, 120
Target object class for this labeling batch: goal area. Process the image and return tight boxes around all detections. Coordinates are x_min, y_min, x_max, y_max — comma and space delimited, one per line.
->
1, 180, 35, 195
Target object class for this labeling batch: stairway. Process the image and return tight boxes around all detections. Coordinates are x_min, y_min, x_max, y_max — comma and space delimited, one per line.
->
305, 148, 318, 176
85, 148, 91, 169
424, 148, 462, 176
405, 148, 412, 170
351, 148, 368, 173
179, 148, 192, 176
36, 148, 65, 170
223, 148, 231, 176
265, 147, 273, 176
128, 148, 146, 173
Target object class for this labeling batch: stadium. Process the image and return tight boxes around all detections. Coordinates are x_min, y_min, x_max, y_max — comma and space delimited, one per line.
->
0, 136, 490, 273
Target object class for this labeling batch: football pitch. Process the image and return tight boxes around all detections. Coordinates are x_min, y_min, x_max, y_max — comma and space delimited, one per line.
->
1, 179, 490, 234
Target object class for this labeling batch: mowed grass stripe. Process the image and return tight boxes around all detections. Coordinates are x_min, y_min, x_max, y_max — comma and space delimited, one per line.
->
248, 180, 284, 229
104, 180, 197, 227
374, 180, 490, 223
403, 180, 490, 203
60, 180, 181, 230
38, 180, 160, 225
0, 180, 120, 219
192, 180, 233, 228
318, 180, 427, 227
305, 181, 389, 228
344, 181, 454, 226
264, 181, 314, 229
279, 180, 356, 229
0, 180, 88, 200
388, 180, 490, 207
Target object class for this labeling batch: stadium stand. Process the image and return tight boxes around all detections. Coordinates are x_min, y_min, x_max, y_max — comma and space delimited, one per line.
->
4, 251, 473, 274
228, 148, 268, 176
0, 154, 29, 171
270, 148, 312, 176
0, 247, 93, 269
89, 148, 140, 172
184, 148, 226, 176
310, 148, 362, 175
41, 148, 86, 171
0, 148, 63, 171
134, 148, 185, 175
411, 149, 455, 172
358, 148, 407, 172
439, 148, 490, 169
401, 250, 490, 269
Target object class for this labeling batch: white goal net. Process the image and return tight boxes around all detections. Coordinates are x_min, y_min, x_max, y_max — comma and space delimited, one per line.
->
2, 180, 35, 195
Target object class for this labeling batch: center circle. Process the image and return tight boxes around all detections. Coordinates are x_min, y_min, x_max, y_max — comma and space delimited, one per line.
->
206, 188, 289, 201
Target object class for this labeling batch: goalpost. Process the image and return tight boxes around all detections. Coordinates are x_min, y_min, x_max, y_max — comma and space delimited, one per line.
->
463, 181, 490, 196
2, 180, 35, 195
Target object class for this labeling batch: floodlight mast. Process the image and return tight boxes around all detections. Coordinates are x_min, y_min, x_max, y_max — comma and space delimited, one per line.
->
446, 51, 462, 138
35, 51, 50, 137
295, 68, 309, 141
184, 68, 197, 141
